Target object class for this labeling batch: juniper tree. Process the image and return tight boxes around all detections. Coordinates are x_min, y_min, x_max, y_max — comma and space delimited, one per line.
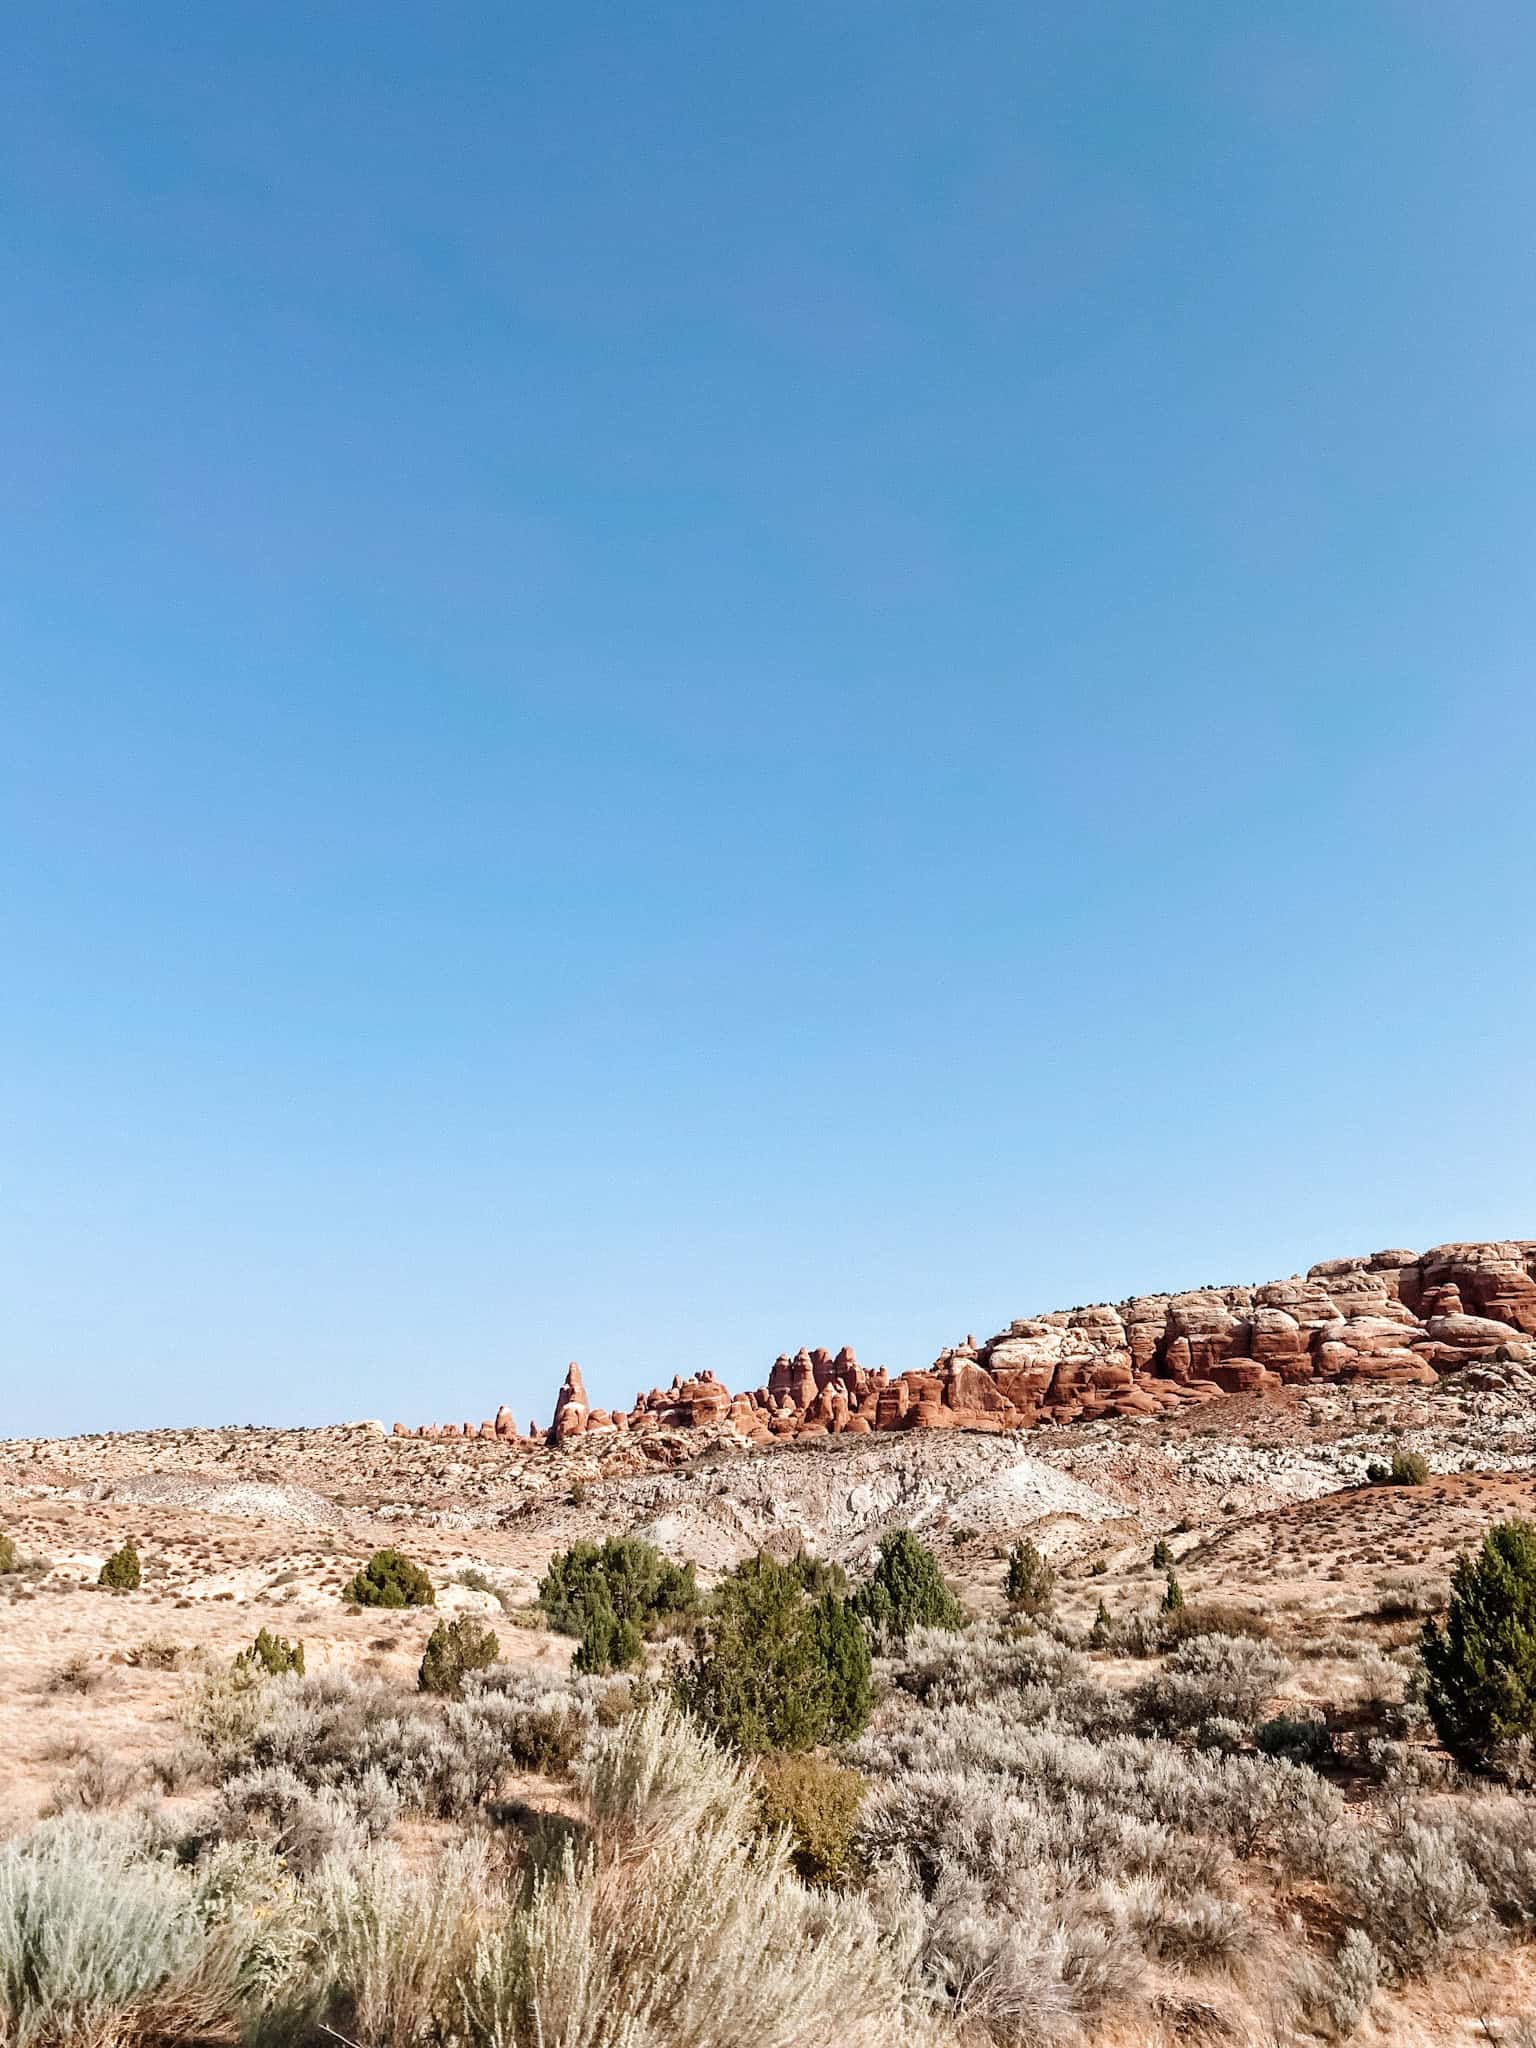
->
1422, 1518, 1536, 1771
852, 1531, 964, 1643
99, 1541, 141, 1591
419, 1615, 500, 1696
343, 1548, 434, 1608
1003, 1538, 1055, 1617
680, 1554, 871, 1753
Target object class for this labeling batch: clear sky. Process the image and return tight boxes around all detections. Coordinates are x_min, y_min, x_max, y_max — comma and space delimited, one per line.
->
3, 5, 1533, 1439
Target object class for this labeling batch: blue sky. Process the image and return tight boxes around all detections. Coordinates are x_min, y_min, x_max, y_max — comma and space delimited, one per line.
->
3, 5, 1533, 1437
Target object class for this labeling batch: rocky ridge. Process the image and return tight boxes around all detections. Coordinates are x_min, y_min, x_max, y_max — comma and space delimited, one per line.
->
394, 1239, 1536, 1447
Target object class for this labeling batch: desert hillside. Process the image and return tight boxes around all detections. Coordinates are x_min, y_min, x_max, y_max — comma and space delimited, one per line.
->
6, 1239, 1536, 2046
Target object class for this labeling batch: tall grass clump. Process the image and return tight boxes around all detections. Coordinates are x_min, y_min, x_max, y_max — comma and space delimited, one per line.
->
248, 1842, 486, 2048
464, 1698, 914, 2048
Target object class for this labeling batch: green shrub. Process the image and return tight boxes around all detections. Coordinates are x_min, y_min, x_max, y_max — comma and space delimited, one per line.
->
418, 1617, 500, 1697
678, 1555, 871, 1753
1161, 1571, 1185, 1614
98, 1542, 141, 1592
1423, 1518, 1536, 1770
784, 1550, 848, 1598
1003, 1538, 1055, 1616
753, 1753, 866, 1887
0, 1533, 17, 1574
572, 1595, 644, 1676
813, 1590, 872, 1738
1255, 1713, 1335, 1769
1088, 1599, 1115, 1649
538, 1537, 697, 1644
1367, 1451, 1429, 1486
851, 1530, 963, 1642
1151, 1538, 1174, 1571
237, 1630, 304, 1678
342, 1549, 434, 1609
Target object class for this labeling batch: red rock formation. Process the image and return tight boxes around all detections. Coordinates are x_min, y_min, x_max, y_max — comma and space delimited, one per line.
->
392, 1240, 1536, 1446
549, 1362, 588, 1443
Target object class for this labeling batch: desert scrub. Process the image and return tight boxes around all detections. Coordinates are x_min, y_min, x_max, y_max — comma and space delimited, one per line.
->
1366, 1450, 1429, 1486
1162, 1600, 1272, 1644
885, 1622, 1130, 1737
0, 1534, 16, 1574
753, 1753, 867, 1888
1331, 1816, 1491, 1979
1289, 1928, 1380, 2039
248, 1840, 488, 2048
454, 1566, 514, 1611
0, 1815, 243, 2047
239, 1667, 623, 1814
47, 1655, 104, 1697
122, 1637, 193, 1671
181, 1660, 285, 1765
42, 1751, 138, 1816
1130, 1633, 1290, 1738
418, 1615, 500, 1697
848, 1634, 1356, 2047
1375, 1569, 1446, 1621
209, 1764, 399, 1875
98, 1541, 141, 1591
245, 1705, 915, 2048
1256, 1713, 1336, 1770
341, 1548, 434, 1609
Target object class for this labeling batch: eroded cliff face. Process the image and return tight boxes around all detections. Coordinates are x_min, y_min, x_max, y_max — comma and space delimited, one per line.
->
392, 1240, 1536, 1447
